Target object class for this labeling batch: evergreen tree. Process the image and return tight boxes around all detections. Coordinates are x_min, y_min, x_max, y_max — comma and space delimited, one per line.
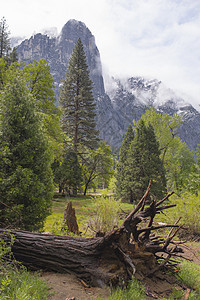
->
52, 148, 82, 196
128, 120, 167, 203
0, 76, 54, 231
59, 38, 99, 154
0, 17, 10, 59
140, 107, 195, 193
7, 47, 18, 64
115, 124, 134, 202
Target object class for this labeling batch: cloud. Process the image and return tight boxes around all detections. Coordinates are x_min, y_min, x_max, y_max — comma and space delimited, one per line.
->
96, 0, 200, 107
1, 0, 200, 108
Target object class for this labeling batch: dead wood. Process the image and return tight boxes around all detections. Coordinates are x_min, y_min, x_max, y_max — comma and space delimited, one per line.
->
0, 182, 186, 287
63, 201, 79, 234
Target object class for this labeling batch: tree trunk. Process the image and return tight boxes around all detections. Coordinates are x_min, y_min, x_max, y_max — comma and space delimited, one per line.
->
0, 182, 185, 287
63, 201, 79, 234
84, 181, 89, 196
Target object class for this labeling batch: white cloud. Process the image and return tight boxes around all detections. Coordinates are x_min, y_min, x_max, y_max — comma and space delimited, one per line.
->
1, 0, 200, 108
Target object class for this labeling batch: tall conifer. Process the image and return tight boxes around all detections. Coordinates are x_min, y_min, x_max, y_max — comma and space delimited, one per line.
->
59, 38, 99, 154
128, 120, 166, 202
0, 76, 54, 230
0, 17, 10, 59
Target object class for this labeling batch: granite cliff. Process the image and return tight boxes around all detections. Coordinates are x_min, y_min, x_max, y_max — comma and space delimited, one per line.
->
16, 19, 200, 152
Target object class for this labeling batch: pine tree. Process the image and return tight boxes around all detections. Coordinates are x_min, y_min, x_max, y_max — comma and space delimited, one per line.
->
0, 76, 54, 231
59, 38, 99, 154
128, 120, 166, 203
115, 124, 134, 202
0, 17, 10, 59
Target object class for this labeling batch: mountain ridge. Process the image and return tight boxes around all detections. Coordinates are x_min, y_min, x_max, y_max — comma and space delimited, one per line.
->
15, 19, 200, 153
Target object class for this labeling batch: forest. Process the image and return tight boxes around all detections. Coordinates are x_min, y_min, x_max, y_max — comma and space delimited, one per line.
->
1, 16, 200, 299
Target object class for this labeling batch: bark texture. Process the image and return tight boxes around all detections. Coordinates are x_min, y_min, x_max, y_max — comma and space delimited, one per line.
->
0, 182, 185, 287
63, 201, 79, 234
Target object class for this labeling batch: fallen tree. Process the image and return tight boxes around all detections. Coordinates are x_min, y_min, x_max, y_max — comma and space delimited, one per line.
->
0, 182, 186, 287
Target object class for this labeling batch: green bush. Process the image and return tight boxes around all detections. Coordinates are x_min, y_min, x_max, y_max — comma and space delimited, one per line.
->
88, 196, 121, 234
156, 192, 200, 236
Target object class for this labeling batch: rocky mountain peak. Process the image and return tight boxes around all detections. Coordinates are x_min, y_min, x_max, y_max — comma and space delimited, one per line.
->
17, 20, 105, 98
16, 20, 200, 153
60, 19, 92, 42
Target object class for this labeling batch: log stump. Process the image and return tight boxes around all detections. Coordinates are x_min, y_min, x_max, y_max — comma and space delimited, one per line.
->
63, 202, 79, 235
0, 182, 186, 287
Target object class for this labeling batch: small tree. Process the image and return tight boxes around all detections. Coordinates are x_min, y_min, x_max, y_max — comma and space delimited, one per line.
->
0, 76, 54, 231
115, 124, 134, 202
127, 120, 167, 202
81, 141, 114, 195
138, 107, 195, 193
165, 138, 195, 193
53, 148, 82, 195
185, 144, 200, 194
0, 17, 10, 59
139, 107, 181, 163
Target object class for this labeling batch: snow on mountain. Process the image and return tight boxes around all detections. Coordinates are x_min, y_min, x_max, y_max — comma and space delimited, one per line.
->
15, 19, 200, 152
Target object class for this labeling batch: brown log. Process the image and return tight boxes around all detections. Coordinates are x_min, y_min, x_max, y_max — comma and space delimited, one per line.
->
0, 184, 186, 287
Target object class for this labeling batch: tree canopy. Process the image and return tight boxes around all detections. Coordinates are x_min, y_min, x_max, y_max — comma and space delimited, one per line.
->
59, 38, 99, 154
115, 124, 134, 202
139, 107, 195, 194
0, 76, 54, 231
116, 120, 167, 203
0, 17, 10, 59
81, 141, 114, 195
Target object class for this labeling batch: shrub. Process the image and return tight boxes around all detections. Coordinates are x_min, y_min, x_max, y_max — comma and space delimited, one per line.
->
165, 192, 200, 236
88, 196, 121, 234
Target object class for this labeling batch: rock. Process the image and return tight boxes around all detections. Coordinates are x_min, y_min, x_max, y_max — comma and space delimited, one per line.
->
16, 19, 200, 153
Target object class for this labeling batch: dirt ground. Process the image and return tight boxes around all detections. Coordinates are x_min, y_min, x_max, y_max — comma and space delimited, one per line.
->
41, 272, 110, 300
40, 242, 200, 300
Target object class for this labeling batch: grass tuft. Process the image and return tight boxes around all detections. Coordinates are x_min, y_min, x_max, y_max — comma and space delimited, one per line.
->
98, 277, 146, 300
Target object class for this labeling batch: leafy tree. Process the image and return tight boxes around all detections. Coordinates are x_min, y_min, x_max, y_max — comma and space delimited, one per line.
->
59, 38, 99, 154
115, 124, 134, 202
164, 138, 195, 193
139, 107, 181, 163
81, 142, 114, 195
139, 107, 195, 193
0, 59, 62, 154
52, 148, 82, 195
127, 120, 166, 203
22, 59, 57, 112
0, 76, 54, 231
21, 59, 63, 160
180, 144, 200, 195
0, 17, 10, 59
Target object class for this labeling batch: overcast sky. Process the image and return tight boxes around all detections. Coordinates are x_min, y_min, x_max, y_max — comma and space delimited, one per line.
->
2, 0, 200, 109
